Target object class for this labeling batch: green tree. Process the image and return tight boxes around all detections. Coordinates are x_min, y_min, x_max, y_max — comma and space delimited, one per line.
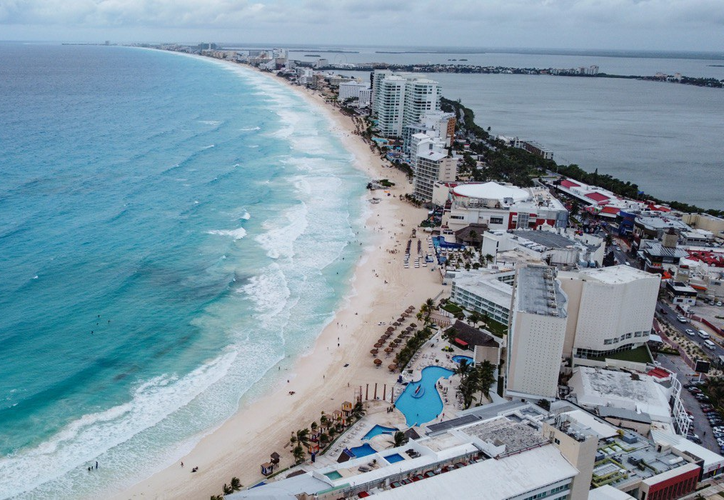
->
475, 361, 496, 401
231, 477, 242, 491
293, 445, 305, 463
295, 428, 310, 448
223, 483, 233, 495
392, 431, 408, 448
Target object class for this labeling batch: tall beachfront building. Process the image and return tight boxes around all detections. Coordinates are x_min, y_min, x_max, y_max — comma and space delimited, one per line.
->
413, 150, 457, 202
506, 265, 568, 401
558, 266, 660, 361
372, 70, 442, 138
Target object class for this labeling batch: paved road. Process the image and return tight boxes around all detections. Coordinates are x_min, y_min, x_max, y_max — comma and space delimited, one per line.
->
658, 301, 724, 361
657, 354, 720, 454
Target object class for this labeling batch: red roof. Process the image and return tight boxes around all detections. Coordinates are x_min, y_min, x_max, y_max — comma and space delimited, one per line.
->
585, 192, 610, 204
600, 206, 621, 215
560, 179, 580, 188
647, 368, 670, 379
454, 338, 469, 347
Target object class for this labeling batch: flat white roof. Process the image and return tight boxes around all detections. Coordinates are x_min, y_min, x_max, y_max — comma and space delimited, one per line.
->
574, 265, 659, 285
372, 445, 578, 500
570, 368, 672, 423
588, 485, 636, 500
562, 410, 619, 439
650, 429, 724, 472
452, 182, 529, 203
453, 272, 513, 309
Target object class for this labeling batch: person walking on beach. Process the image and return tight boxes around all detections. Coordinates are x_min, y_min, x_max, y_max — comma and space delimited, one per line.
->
95, 461, 98, 470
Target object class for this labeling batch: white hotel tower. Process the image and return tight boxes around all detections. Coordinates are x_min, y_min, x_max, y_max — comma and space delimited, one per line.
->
372, 70, 441, 138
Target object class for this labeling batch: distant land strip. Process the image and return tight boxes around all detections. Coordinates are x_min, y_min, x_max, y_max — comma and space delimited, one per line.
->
326, 63, 724, 89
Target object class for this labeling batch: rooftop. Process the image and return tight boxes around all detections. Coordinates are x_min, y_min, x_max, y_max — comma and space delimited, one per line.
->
372, 445, 577, 500
515, 265, 568, 318
510, 229, 599, 252
460, 417, 548, 456
573, 265, 659, 285
452, 182, 529, 203
453, 271, 513, 309
569, 367, 672, 423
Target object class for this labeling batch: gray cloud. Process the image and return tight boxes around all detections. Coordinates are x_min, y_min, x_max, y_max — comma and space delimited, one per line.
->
0, 0, 721, 51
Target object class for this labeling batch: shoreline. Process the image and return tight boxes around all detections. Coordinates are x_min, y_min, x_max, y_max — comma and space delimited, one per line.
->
115, 57, 445, 500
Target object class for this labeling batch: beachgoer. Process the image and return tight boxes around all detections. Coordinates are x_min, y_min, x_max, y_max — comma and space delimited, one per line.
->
95, 461, 98, 469
181, 461, 184, 467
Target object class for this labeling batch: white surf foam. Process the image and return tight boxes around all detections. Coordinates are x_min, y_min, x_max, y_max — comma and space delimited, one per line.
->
207, 227, 247, 240
0, 351, 237, 498
255, 203, 308, 260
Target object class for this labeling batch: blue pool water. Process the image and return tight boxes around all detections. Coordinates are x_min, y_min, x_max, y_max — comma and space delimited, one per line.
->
363, 425, 398, 441
385, 453, 405, 464
348, 444, 377, 458
395, 366, 454, 426
452, 355, 474, 365
324, 471, 342, 480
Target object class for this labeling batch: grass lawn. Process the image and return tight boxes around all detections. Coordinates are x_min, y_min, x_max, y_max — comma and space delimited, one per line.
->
441, 302, 462, 314
484, 318, 508, 338
590, 345, 653, 364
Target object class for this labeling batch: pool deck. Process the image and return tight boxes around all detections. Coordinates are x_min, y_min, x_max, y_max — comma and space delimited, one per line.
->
267, 321, 497, 487
393, 329, 482, 424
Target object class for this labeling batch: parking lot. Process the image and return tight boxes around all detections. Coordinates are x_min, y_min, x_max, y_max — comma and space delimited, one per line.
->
657, 354, 721, 453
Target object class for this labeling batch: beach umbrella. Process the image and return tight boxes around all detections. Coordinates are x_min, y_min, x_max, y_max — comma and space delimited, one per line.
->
388, 363, 397, 371
386, 327, 395, 333
384, 347, 393, 353
397, 317, 404, 323
370, 349, 378, 355
392, 338, 401, 345
393, 322, 400, 327
410, 323, 417, 328
374, 358, 382, 366
374, 342, 384, 348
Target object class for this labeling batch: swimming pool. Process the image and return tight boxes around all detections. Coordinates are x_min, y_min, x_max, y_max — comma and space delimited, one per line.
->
395, 366, 454, 426
324, 471, 343, 480
452, 355, 474, 365
385, 453, 405, 464
349, 443, 377, 458
363, 424, 399, 440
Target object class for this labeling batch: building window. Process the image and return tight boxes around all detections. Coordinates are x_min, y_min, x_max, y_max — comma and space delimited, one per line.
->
490, 217, 504, 225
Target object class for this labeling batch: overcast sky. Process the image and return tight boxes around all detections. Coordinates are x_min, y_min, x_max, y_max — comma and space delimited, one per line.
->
1, 0, 722, 52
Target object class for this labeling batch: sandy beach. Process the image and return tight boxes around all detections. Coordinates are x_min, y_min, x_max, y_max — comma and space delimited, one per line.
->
115, 62, 446, 500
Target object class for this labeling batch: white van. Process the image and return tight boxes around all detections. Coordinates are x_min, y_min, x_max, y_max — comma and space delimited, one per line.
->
704, 340, 716, 350
698, 330, 711, 339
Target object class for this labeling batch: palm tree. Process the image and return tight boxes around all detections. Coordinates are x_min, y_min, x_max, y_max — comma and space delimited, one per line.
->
455, 359, 472, 378
392, 431, 408, 448
475, 361, 496, 401
295, 428, 310, 449
293, 445, 305, 463
352, 402, 366, 420
231, 477, 242, 491
311, 421, 318, 434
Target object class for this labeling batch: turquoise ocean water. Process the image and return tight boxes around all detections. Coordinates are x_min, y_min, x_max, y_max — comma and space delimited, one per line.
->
0, 44, 368, 498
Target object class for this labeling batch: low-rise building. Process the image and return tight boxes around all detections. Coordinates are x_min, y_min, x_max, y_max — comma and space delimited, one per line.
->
443, 182, 568, 232
482, 228, 604, 268
665, 281, 698, 307
450, 270, 514, 325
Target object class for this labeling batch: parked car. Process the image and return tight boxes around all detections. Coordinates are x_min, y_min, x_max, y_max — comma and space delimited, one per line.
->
685, 329, 696, 336
678, 316, 689, 323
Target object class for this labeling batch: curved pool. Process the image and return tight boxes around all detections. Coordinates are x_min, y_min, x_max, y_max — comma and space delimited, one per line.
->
452, 355, 473, 365
395, 366, 454, 426
363, 424, 399, 441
